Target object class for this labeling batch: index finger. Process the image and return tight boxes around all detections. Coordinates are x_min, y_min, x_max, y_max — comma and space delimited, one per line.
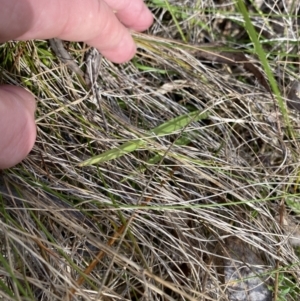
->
105, 0, 153, 31
0, 0, 153, 63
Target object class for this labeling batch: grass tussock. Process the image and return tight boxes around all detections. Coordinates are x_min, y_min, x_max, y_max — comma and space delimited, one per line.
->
1, 0, 300, 300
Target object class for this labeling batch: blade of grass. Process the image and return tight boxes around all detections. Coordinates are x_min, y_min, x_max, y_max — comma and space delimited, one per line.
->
163, 0, 187, 43
0, 252, 28, 298
236, 0, 291, 133
79, 110, 209, 166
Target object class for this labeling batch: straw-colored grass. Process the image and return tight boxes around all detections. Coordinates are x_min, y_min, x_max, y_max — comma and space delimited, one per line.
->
1, 1, 300, 300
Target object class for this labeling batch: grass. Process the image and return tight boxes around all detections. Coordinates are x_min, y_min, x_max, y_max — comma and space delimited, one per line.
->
1, 0, 300, 300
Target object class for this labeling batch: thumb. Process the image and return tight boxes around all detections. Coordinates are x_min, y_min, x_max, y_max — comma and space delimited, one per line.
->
0, 85, 36, 169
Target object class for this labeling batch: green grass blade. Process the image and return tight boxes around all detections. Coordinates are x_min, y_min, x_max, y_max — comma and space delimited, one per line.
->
80, 110, 209, 166
163, 0, 187, 43
80, 139, 146, 166
151, 110, 208, 136
236, 0, 291, 131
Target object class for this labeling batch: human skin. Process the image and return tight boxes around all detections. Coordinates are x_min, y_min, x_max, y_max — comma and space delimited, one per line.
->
0, 0, 153, 169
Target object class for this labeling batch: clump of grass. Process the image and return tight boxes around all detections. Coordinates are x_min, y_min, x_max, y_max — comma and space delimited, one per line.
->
1, 1, 300, 300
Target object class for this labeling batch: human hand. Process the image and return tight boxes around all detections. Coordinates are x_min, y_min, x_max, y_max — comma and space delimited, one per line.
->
0, 0, 153, 169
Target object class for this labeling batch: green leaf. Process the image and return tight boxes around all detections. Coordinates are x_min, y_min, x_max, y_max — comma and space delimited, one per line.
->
80, 110, 209, 166
236, 0, 291, 133
80, 139, 146, 166
151, 110, 208, 136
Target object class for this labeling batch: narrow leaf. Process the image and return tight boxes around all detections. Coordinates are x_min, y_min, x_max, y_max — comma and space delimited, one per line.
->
152, 110, 209, 136
80, 139, 146, 166
80, 110, 209, 166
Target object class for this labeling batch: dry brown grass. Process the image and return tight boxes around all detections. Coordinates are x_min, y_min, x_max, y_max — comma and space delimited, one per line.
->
1, 0, 300, 300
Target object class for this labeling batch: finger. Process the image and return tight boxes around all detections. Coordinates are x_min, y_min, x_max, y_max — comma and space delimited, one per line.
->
0, 0, 152, 63
105, 0, 153, 31
0, 85, 36, 169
